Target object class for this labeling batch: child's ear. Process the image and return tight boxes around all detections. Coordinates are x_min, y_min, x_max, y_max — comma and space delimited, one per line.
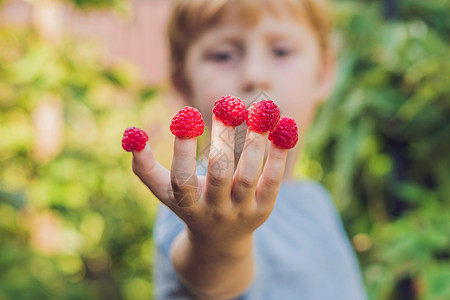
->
315, 50, 336, 103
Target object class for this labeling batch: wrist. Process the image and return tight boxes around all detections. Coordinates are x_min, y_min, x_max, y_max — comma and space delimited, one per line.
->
185, 227, 254, 260
171, 229, 255, 299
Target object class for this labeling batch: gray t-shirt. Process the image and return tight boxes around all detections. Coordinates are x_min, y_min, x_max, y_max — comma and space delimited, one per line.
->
153, 181, 368, 300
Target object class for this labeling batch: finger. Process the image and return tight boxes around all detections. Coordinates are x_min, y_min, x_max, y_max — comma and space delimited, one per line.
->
132, 144, 172, 206
205, 116, 235, 206
170, 137, 200, 208
231, 129, 268, 208
255, 143, 287, 212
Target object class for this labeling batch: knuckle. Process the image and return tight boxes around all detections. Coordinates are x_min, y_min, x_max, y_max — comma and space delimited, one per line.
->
171, 172, 196, 190
132, 165, 151, 186
236, 210, 253, 220
212, 210, 225, 222
170, 173, 199, 208
264, 176, 280, 190
207, 172, 228, 188
235, 175, 257, 190
206, 207, 226, 222
132, 163, 143, 177
132, 160, 157, 182
255, 208, 271, 221
169, 183, 199, 208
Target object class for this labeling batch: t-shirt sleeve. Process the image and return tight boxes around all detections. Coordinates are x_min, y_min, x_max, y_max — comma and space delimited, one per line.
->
309, 182, 350, 233
153, 205, 196, 299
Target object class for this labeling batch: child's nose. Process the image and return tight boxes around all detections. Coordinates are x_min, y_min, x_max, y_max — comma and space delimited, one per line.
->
240, 48, 272, 93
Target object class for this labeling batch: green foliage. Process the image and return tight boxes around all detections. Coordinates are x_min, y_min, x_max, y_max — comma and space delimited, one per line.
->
0, 25, 159, 299
400, 0, 450, 38
1, 0, 448, 300
63, 0, 129, 11
303, 1, 450, 299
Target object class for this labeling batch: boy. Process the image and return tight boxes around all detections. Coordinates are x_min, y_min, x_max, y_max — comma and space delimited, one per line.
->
131, 0, 368, 299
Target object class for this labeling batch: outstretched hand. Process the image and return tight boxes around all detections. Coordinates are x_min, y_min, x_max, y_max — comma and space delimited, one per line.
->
132, 115, 288, 245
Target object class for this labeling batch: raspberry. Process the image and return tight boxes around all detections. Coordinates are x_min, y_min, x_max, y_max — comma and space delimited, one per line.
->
245, 100, 281, 133
170, 106, 205, 138
122, 127, 149, 152
213, 95, 246, 126
268, 116, 298, 149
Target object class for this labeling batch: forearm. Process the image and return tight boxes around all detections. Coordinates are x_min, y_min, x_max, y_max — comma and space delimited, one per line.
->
170, 228, 255, 299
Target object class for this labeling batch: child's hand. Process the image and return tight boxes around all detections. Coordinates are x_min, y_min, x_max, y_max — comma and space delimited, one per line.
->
128, 106, 294, 298
131, 115, 288, 247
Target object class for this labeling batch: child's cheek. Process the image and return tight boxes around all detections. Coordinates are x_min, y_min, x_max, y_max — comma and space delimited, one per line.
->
275, 60, 312, 93
273, 62, 320, 124
194, 66, 240, 123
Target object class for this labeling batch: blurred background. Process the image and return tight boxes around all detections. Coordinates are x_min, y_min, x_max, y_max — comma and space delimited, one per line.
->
0, 0, 448, 299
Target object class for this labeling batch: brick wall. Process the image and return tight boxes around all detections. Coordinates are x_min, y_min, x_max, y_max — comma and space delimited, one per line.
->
0, 0, 171, 85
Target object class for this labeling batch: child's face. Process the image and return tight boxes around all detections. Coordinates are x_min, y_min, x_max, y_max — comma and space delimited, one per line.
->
184, 9, 334, 133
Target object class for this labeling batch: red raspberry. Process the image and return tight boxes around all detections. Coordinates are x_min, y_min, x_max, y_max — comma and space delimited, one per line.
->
213, 95, 246, 126
170, 106, 205, 138
245, 100, 281, 133
269, 116, 298, 149
122, 127, 149, 152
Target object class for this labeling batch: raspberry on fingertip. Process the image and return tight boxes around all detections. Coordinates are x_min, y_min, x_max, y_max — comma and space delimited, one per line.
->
246, 100, 281, 133
213, 95, 246, 127
268, 116, 298, 149
122, 127, 149, 152
170, 106, 205, 138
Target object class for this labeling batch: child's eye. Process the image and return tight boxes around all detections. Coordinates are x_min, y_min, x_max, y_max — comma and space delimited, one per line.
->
205, 51, 237, 63
210, 52, 233, 62
273, 48, 291, 58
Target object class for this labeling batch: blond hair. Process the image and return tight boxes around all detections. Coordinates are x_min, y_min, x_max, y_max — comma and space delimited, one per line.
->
168, 0, 333, 95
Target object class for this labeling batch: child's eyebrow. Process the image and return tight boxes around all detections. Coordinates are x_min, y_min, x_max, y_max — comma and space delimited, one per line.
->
201, 26, 243, 42
204, 34, 242, 48
264, 30, 304, 44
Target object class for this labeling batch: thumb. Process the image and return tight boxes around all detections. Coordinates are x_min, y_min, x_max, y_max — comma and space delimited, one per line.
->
132, 144, 172, 205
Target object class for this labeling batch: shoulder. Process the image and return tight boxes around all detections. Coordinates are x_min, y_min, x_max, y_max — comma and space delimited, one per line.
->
279, 179, 332, 200
252, 181, 368, 299
277, 180, 340, 222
